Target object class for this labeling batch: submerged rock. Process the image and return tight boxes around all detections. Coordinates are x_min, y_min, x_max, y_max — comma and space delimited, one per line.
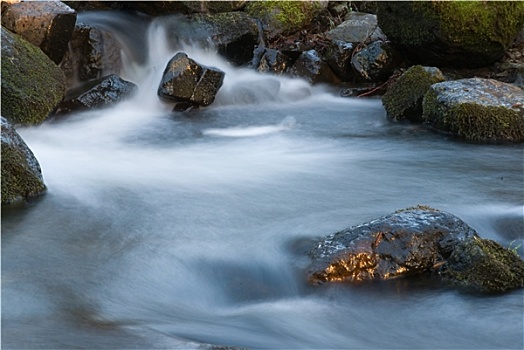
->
1, 117, 46, 205
307, 206, 524, 293
422, 78, 524, 142
1, 27, 66, 126
158, 52, 225, 110
382, 65, 446, 122
1, 0, 76, 64
56, 74, 137, 115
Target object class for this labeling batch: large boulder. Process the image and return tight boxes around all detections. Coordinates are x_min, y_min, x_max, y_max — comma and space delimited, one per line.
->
325, 12, 386, 44
382, 65, 446, 122
288, 49, 341, 85
245, 1, 327, 40
59, 22, 123, 88
376, 1, 524, 68
158, 52, 225, 110
56, 74, 137, 115
1, 27, 66, 126
1, 117, 46, 205
307, 206, 524, 293
422, 78, 524, 143
1, 0, 77, 64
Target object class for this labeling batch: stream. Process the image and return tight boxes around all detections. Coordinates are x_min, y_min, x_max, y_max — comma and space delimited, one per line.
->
2, 12, 523, 350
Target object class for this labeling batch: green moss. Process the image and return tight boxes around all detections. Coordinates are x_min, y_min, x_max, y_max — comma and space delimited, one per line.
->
1, 28, 66, 126
443, 237, 524, 293
382, 65, 446, 122
246, 0, 322, 35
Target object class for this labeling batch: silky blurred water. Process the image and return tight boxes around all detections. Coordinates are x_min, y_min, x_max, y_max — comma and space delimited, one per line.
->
2, 12, 523, 350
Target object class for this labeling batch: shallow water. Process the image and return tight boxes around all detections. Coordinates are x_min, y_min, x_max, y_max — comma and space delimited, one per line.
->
2, 12, 523, 349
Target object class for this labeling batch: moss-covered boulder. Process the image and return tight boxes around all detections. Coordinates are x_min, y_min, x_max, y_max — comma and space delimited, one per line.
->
376, 1, 524, 68
382, 65, 446, 122
245, 1, 326, 40
422, 78, 524, 143
1, 117, 46, 205
442, 237, 524, 293
1, 27, 66, 126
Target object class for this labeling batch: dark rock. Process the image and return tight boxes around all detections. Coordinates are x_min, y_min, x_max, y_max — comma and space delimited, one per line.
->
63, 1, 125, 12
1, 27, 66, 126
123, 1, 246, 16
251, 46, 291, 75
307, 206, 475, 284
1, 0, 77, 64
422, 78, 524, 143
325, 12, 386, 44
60, 23, 123, 88
340, 82, 382, 98
376, 1, 524, 68
307, 206, 524, 293
1, 117, 46, 205
325, 41, 355, 82
56, 74, 137, 115
351, 40, 401, 82
158, 52, 225, 110
382, 65, 446, 122
288, 49, 341, 85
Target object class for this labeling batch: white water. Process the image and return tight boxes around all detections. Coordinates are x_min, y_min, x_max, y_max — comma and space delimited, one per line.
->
2, 12, 523, 350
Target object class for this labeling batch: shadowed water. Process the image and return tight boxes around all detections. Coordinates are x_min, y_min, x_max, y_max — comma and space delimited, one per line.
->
2, 12, 523, 349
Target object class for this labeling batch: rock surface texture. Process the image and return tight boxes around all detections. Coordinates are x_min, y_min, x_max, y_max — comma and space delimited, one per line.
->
307, 206, 524, 293
1, 0, 76, 64
1, 117, 46, 205
422, 78, 524, 142
1, 27, 66, 126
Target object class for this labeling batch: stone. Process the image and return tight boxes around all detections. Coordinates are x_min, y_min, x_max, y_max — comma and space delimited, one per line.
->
324, 41, 355, 82
351, 40, 401, 82
376, 1, 524, 68
422, 78, 524, 142
288, 49, 341, 85
122, 1, 246, 16
1, 27, 66, 126
382, 65, 446, 122
60, 23, 123, 88
307, 206, 524, 293
1, 117, 46, 205
158, 52, 225, 110
251, 46, 291, 75
1, 0, 77, 64
56, 74, 138, 115
325, 12, 386, 44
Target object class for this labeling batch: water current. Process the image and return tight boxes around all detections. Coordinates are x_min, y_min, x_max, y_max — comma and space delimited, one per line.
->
2, 12, 523, 349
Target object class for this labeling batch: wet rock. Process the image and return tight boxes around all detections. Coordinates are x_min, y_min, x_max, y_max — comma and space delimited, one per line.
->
307, 206, 524, 293
60, 23, 123, 88
1, 0, 77, 64
1, 117, 46, 205
288, 49, 341, 85
1, 27, 66, 126
382, 65, 446, 122
376, 2, 524, 68
422, 78, 524, 143
158, 52, 225, 110
307, 206, 475, 284
351, 40, 401, 82
324, 41, 355, 82
251, 46, 292, 75
56, 74, 137, 115
325, 12, 386, 44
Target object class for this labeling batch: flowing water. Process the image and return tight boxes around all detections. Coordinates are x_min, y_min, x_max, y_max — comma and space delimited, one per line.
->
2, 12, 523, 350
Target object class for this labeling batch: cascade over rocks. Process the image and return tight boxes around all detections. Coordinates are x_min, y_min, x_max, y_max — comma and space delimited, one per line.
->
56, 74, 137, 115
1, 0, 76, 64
1, 117, 46, 205
158, 52, 225, 111
1, 27, 66, 126
382, 65, 446, 122
422, 78, 524, 143
60, 22, 123, 88
307, 206, 524, 293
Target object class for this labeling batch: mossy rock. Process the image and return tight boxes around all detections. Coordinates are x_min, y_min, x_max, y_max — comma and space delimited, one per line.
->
376, 1, 524, 68
1, 117, 46, 205
382, 65, 446, 122
1, 27, 66, 126
422, 78, 524, 143
442, 237, 524, 293
245, 0, 326, 40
